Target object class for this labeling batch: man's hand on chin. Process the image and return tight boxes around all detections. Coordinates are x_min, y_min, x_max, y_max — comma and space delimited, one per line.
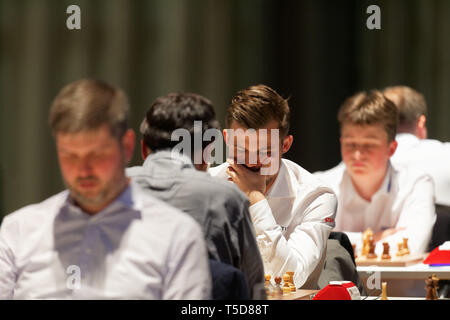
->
226, 160, 266, 205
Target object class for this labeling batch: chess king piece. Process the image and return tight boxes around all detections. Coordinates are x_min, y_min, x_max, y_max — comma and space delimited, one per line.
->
367, 237, 378, 259
380, 282, 388, 300
425, 276, 434, 300
274, 276, 283, 297
381, 242, 391, 260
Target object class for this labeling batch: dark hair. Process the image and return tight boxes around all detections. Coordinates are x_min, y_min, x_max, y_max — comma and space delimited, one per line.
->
49, 79, 129, 139
338, 90, 398, 142
383, 86, 427, 133
140, 92, 220, 154
226, 84, 290, 137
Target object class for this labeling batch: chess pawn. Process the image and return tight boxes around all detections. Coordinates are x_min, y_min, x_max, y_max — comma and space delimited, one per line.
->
367, 237, 378, 259
380, 282, 388, 300
286, 271, 296, 292
402, 238, 410, 255
274, 276, 283, 297
381, 242, 391, 260
264, 274, 275, 297
396, 242, 404, 257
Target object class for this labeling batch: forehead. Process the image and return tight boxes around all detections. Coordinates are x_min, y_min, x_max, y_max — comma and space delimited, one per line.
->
56, 125, 118, 152
228, 120, 280, 150
341, 124, 388, 140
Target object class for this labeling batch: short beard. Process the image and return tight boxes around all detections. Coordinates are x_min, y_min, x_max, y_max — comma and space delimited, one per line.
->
65, 157, 128, 212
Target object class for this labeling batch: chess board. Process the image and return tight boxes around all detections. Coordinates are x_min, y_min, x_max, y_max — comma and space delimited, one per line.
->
267, 289, 319, 300
355, 253, 426, 267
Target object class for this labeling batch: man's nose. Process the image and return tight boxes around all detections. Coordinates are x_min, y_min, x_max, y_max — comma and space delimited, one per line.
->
353, 149, 362, 160
77, 158, 93, 176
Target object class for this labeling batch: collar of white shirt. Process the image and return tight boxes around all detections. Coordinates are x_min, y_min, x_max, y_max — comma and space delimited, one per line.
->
62, 181, 141, 220
265, 159, 298, 199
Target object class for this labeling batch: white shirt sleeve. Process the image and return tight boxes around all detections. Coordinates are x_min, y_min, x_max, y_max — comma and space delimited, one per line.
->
388, 174, 436, 254
249, 192, 337, 288
0, 217, 18, 300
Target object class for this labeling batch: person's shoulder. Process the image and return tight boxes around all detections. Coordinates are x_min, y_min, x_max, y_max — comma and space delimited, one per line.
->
1, 191, 69, 237
131, 183, 203, 228
282, 159, 338, 195
306, 161, 346, 191
392, 162, 433, 190
125, 165, 144, 178
3, 191, 68, 224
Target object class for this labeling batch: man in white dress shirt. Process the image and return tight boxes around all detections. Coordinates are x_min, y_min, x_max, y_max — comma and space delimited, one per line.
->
209, 84, 337, 289
0, 79, 211, 299
315, 90, 436, 255
384, 85, 450, 206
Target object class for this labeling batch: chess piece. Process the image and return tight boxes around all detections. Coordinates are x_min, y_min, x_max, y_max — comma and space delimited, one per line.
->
286, 271, 296, 292
282, 285, 291, 295
432, 274, 440, 300
380, 282, 388, 300
381, 242, 391, 260
282, 273, 291, 295
362, 228, 373, 257
367, 237, 378, 259
274, 276, 283, 297
264, 274, 275, 297
425, 276, 434, 300
396, 242, 404, 257
402, 238, 410, 255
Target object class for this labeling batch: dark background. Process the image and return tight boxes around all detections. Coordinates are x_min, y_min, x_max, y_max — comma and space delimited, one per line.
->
1, 0, 450, 218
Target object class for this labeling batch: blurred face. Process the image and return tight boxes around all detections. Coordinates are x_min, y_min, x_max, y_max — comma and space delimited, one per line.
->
56, 125, 135, 214
224, 120, 293, 177
340, 124, 397, 181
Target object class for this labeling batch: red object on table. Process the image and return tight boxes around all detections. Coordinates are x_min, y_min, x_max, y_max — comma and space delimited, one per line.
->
312, 281, 361, 300
423, 242, 450, 266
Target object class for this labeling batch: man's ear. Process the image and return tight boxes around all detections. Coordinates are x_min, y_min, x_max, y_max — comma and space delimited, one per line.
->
416, 115, 428, 139
281, 135, 294, 154
223, 129, 229, 145
388, 139, 398, 157
121, 129, 136, 163
140, 139, 151, 161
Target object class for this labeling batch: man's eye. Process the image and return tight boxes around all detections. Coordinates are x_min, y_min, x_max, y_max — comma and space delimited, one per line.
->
363, 144, 376, 150
345, 143, 356, 149
62, 154, 78, 162
91, 153, 108, 161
